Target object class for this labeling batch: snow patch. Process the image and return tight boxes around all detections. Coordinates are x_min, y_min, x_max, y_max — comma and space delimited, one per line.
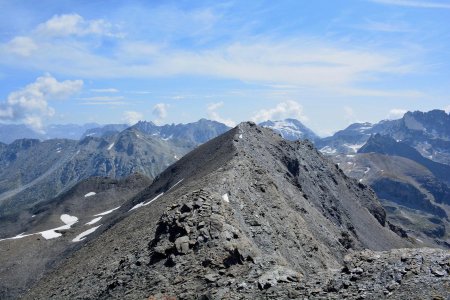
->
129, 193, 164, 211
263, 120, 305, 139
72, 225, 102, 242
174, 155, 179, 160
85, 217, 102, 225
319, 146, 337, 155
222, 193, 229, 203
364, 167, 371, 174
239, 134, 243, 139
168, 179, 184, 191
60, 214, 78, 225
40, 224, 72, 240
84, 192, 96, 198
94, 206, 120, 217
107, 143, 114, 150
0, 232, 33, 241
1, 215, 79, 242
344, 143, 365, 153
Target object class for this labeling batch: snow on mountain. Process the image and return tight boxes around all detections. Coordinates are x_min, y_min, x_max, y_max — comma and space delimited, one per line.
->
259, 119, 319, 142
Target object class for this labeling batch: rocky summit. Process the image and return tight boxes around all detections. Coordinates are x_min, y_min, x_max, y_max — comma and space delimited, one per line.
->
20, 123, 449, 299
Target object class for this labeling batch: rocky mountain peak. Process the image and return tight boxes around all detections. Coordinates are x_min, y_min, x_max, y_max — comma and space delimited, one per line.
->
22, 122, 414, 299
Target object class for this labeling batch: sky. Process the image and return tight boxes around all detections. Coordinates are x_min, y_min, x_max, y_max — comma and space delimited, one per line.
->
0, 0, 450, 136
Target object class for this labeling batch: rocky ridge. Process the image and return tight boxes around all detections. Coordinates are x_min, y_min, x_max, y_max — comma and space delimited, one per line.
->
22, 122, 431, 300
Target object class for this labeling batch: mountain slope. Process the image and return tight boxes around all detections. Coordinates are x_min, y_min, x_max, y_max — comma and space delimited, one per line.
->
359, 134, 450, 184
81, 123, 129, 138
334, 152, 450, 246
0, 130, 183, 219
0, 119, 230, 220
132, 118, 231, 146
319, 110, 450, 166
0, 174, 151, 299
23, 122, 411, 299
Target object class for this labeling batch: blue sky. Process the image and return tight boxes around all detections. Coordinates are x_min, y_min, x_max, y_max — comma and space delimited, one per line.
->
0, 0, 449, 136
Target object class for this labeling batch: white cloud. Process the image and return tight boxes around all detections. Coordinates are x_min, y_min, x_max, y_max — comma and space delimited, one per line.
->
153, 103, 169, 119
369, 0, 450, 9
251, 100, 308, 123
445, 105, 450, 113
207, 102, 235, 127
0, 74, 83, 132
122, 111, 143, 125
36, 14, 121, 37
5, 36, 37, 56
387, 108, 408, 119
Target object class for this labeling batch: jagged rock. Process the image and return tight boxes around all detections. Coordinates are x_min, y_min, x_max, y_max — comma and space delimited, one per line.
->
258, 266, 301, 290
174, 236, 190, 254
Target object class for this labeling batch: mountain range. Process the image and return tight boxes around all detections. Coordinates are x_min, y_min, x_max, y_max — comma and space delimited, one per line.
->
0, 111, 449, 298
0, 119, 229, 230
6, 122, 444, 300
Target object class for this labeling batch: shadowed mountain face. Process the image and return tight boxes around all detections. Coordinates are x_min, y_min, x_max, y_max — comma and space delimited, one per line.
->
20, 122, 414, 300
359, 134, 450, 185
333, 151, 450, 247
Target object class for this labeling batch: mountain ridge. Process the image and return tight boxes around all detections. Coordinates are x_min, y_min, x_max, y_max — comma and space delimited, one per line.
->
22, 122, 416, 299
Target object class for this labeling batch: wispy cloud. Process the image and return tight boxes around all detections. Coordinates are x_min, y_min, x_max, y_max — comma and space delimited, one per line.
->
0, 9, 423, 99
387, 108, 408, 119
370, 0, 450, 9
358, 20, 413, 32
36, 14, 123, 37
90, 88, 119, 93
78, 95, 125, 105
122, 111, 143, 124
207, 102, 235, 127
